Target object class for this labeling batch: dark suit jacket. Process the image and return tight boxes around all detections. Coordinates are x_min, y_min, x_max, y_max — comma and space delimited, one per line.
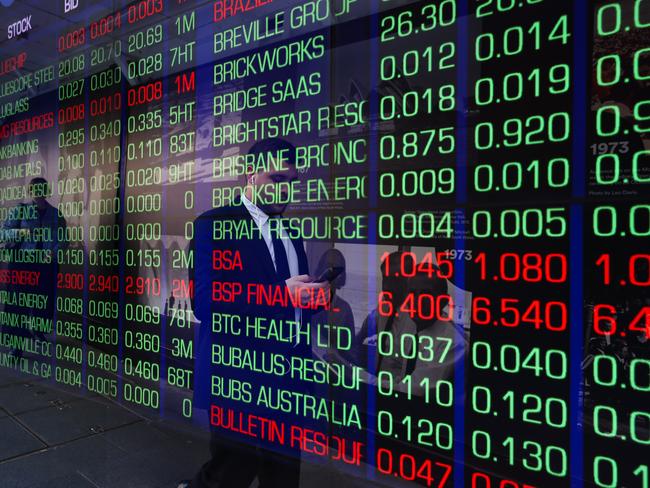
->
190, 200, 313, 452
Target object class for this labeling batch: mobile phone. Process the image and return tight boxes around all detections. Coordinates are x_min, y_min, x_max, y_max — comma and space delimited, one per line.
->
314, 266, 344, 283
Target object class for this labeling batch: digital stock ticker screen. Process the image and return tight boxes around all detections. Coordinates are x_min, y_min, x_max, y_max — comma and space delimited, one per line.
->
0, 0, 648, 487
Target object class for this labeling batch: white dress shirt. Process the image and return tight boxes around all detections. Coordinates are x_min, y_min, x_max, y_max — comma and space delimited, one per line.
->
241, 193, 302, 332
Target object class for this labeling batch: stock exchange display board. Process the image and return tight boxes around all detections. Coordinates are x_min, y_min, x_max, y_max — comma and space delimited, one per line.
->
0, 0, 648, 487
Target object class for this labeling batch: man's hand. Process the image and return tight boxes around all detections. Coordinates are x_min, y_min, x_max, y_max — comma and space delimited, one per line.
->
285, 274, 330, 307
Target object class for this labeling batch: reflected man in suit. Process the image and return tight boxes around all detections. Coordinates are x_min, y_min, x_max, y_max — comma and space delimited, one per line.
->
188, 138, 329, 488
